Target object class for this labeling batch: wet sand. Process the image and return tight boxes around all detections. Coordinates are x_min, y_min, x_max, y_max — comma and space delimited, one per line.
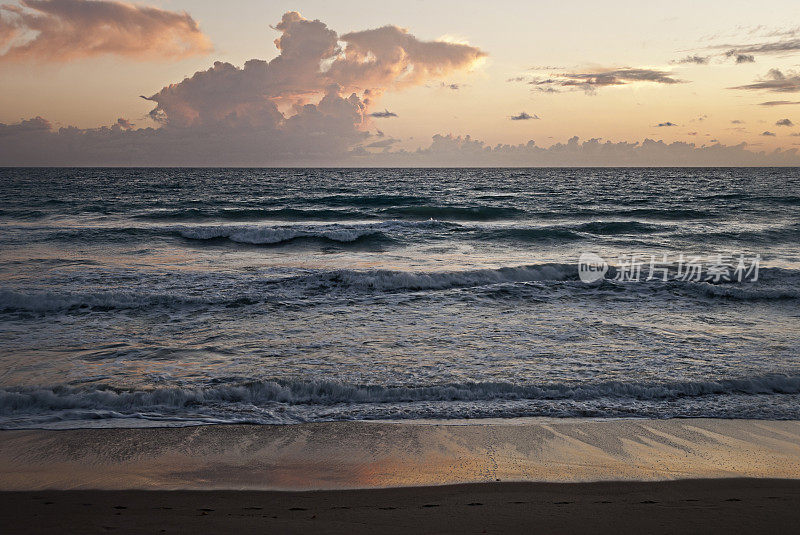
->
2, 419, 800, 532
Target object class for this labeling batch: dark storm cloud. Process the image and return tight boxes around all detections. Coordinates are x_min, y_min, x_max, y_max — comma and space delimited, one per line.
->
510, 112, 540, 121
369, 109, 398, 118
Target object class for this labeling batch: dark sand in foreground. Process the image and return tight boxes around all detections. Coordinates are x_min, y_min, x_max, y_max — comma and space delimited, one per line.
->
3, 479, 800, 534
3, 419, 800, 533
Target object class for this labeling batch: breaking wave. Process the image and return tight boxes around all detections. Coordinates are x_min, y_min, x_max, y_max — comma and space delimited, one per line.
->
177, 220, 451, 245
2, 374, 800, 428
2, 265, 798, 315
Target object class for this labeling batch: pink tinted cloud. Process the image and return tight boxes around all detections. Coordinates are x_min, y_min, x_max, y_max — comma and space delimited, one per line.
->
0, 0, 212, 62
143, 11, 486, 128
0, 11, 492, 165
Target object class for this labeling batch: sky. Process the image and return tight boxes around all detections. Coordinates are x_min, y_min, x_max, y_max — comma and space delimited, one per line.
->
2, 0, 800, 165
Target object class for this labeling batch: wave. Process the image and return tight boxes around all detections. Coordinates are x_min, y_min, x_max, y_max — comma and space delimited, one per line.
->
256, 264, 800, 301
179, 225, 386, 245
281, 263, 579, 292
2, 265, 798, 315
380, 205, 527, 220
473, 227, 584, 242
304, 194, 432, 207
3, 374, 800, 415
572, 220, 667, 234
566, 208, 715, 220
177, 220, 452, 245
698, 222, 800, 244
137, 208, 374, 222
0, 289, 219, 314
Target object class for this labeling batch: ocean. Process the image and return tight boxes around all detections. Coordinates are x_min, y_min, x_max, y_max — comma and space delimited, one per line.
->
0, 167, 798, 429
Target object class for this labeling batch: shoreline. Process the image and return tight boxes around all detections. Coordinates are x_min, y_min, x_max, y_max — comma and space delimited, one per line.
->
2, 418, 800, 491
3, 418, 800, 532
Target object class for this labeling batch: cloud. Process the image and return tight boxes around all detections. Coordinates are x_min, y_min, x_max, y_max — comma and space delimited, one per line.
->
762, 131, 777, 136
671, 55, 709, 65
441, 82, 460, 90
776, 118, 794, 126
731, 119, 745, 124
0, 115, 51, 135
515, 68, 685, 94
721, 38, 800, 58
0, 11, 487, 165
733, 53, 755, 64
329, 23, 486, 90
366, 137, 401, 149
4, 120, 799, 166
142, 12, 484, 128
730, 69, 800, 93
115, 118, 134, 130
656, 122, 677, 127
509, 111, 539, 121
369, 109, 398, 118
0, 0, 212, 62
759, 100, 800, 106
363, 135, 800, 167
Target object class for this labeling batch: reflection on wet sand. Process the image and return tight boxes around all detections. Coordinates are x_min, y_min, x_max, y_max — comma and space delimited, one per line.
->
2, 419, 800, 491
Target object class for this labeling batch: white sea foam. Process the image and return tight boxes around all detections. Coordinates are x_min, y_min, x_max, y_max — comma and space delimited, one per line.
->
178, 220, 451, 245
3, 374, 800, 414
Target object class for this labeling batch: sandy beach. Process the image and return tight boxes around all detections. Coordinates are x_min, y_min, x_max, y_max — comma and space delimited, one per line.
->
3, 479, 800, 534
1, 419, 800, 532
